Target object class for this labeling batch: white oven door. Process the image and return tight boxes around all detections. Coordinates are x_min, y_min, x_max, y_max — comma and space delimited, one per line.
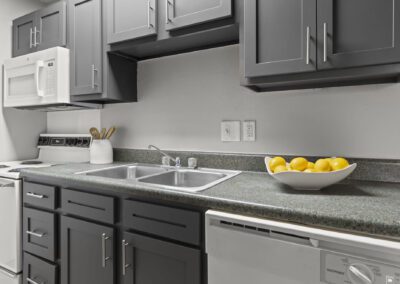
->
0, 178, 22, 274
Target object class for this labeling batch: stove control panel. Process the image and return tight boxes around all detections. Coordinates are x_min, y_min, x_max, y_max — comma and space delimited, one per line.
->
321, 251, 400, 284
37, 135, 92, 148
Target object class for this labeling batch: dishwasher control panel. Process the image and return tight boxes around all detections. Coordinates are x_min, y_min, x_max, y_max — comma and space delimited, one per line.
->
321, 251, 400, 284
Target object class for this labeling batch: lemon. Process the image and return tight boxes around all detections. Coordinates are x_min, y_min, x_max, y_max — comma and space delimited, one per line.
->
314, 158, 331, 172
307, 162, 315, 169
273, 165, 288, 173
326, 157, 335, 167
330, 157, 349, 171
290, 157, 308, 171
304, 168, 317, 173
268, 157, 286, 172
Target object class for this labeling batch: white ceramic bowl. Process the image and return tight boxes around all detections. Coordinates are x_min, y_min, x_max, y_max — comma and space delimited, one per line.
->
265, 157, 357, 191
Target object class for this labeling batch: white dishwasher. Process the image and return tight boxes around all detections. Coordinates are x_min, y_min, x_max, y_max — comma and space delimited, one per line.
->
206, 210, 400, 284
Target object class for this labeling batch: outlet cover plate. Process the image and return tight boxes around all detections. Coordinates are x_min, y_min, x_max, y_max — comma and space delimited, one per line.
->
221, 121, 241, 142
243, 120, 256, 142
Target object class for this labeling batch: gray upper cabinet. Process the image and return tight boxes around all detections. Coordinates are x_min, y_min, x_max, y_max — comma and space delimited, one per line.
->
244, 0, 317, 77
12, 2, 66, 57
121, 232, 201, 284
165, 0, 232, 31
317, 0, 400, 69
61, 216, 114, 284
107, 0, 157, 44
69, 0, 103, 96
36, 1, 67, 51
12, 12, 37, 57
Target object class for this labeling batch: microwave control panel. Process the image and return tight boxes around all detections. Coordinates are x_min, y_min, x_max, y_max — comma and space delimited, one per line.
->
321, 251, 400, 284
44, 59, 56, 96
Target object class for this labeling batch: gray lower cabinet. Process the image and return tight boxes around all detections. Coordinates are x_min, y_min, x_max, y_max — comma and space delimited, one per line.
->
60, 216, 114, 284
69, 0, 103, 96
12, 2, 66, 57
12, 12, 36, 57
244, 0, 317, 77
121, 232, 201, 284
317, 0, 400, 69
165, 0, 232, 31
23, 253, 57, 284
107, 0, 157, 44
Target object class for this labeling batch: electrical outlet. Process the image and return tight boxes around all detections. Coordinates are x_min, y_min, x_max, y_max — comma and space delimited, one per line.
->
243, 120, 256, 142
221, 121, 241, 142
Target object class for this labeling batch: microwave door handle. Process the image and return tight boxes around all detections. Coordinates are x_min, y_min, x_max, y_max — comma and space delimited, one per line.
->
35, 61, 45, 97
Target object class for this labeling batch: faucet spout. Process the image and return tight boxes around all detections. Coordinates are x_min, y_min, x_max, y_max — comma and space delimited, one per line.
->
148, 145, 180, 166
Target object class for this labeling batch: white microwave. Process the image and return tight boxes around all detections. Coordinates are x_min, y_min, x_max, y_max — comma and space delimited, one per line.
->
3, 47, 100, 111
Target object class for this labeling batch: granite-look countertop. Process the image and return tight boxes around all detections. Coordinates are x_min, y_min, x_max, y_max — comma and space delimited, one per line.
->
21, 163, 400, 240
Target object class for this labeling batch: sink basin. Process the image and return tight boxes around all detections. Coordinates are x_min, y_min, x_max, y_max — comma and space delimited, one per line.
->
83, 164, 168, 179
137, 169, 240, 192
77, 164, 240, 192
138, 170, 226, 188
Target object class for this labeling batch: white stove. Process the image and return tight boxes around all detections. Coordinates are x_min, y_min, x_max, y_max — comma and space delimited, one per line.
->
0, 134, 91, 284
0, 134, 92, 179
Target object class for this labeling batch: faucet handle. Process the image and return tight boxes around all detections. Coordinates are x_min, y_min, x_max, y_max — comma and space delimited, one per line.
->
175, 157, 181, 168
188, 157, 198, 169
161, 156, 171, 166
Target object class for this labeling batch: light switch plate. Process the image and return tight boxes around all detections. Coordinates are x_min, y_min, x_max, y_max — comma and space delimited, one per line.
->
221, 121, 241, 142
243, 120, 256, 142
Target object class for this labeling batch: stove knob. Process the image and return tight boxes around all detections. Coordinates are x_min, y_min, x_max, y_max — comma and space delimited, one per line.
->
77, 138, 84, 146
82, 138, 90, 147
348, 263, 374, 284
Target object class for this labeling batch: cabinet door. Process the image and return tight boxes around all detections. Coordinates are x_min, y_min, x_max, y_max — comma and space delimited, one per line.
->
36, 1, 67, 51
318, 0, 400, 69
69, 0, 103, 96
107, 0, 157, 44
121, 232, 201, 284
12, 12, 36, 57
244, 0, 317, 78
60, 216, 114, 284
165, 0, 232, 31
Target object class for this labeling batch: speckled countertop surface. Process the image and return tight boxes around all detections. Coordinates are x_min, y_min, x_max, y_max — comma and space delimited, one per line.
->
21, 163, 400, 240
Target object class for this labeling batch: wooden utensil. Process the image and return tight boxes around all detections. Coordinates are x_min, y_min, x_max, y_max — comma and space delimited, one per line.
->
100, 128, 106, 139
105, 127, 116, 139
90, 127, 101, 139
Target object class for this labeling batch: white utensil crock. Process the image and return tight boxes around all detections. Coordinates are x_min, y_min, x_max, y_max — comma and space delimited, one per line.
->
90, 140, 113, 164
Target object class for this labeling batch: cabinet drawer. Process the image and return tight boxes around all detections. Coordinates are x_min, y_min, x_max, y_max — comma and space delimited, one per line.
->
23, 208, 56, 261
123, 200, 201, 246
23, 253, 57, 284
23, 182, 56, 210
61, 189, 115, 224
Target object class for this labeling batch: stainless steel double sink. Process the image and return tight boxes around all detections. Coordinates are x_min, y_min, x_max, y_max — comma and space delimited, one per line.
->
77, 164, 241, 193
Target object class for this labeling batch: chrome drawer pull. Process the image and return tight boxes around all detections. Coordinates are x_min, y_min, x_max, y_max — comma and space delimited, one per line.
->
102, 233, 111, 268
323, 22, 327, 62
26, 192, 45, 199
26, 277, 44, 284
26, 230, 46, 238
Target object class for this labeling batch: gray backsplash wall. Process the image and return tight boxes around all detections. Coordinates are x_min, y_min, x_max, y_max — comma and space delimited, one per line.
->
48, 45, 400, 159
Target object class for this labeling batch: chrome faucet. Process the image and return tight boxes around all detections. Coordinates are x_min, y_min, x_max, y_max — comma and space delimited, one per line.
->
148, 145, 181, 167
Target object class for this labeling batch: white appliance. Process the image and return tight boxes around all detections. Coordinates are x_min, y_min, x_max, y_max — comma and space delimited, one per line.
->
0, 134, 91, 284
206, 210, 400, 284
3, 47, 100, 111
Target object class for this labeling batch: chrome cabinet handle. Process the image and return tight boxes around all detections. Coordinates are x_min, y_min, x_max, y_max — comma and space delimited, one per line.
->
26, 278, 44, 284
306, 26, 310, 65
323, 22, 327, 63
122, 239, 131, 276
33, 26, 37, 47
148, 0, 154, 28
26, 230, 46, 238
91, 64, 98, 89
166, 0, 173, 24
102, 233, 111, 268
30, 28, 33, 48
26, 192, 45, 199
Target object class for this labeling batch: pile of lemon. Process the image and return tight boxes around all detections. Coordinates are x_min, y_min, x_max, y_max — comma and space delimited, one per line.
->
269, 156, 350, 174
